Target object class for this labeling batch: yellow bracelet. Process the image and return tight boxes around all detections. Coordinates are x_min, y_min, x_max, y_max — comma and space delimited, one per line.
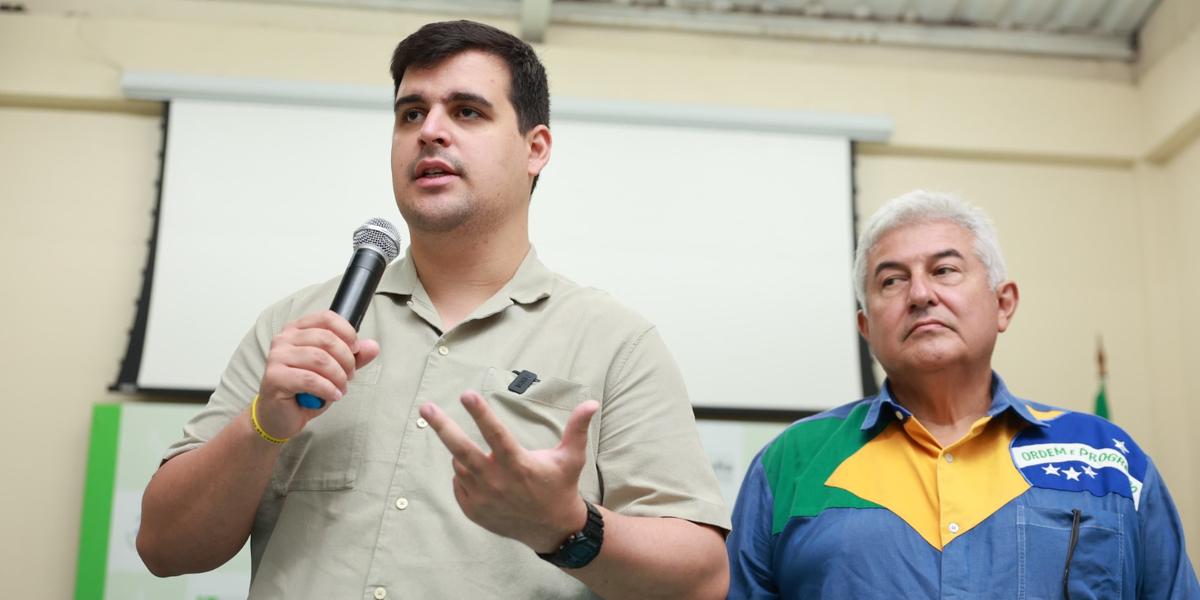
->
250, 395, 289, 445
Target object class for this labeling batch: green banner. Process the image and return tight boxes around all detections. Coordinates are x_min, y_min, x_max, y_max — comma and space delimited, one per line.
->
76, 404, 121, 599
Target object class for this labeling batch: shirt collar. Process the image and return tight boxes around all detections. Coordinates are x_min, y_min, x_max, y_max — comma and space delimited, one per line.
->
376, 247, 421, 296
860, 371, 1049, 431
499, 247, 555, 305
376, 245, 554, 306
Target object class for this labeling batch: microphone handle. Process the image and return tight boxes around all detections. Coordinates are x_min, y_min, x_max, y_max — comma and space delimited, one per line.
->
296, 248, 387, 410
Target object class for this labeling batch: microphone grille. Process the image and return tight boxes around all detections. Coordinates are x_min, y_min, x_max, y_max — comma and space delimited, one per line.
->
353, 218, 402, 262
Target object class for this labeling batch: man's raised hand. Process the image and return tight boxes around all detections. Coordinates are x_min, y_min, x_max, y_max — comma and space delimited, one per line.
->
420, 391, 600, 553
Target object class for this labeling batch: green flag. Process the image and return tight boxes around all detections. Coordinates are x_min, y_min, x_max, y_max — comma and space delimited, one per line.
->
1094, 378, 1109, 420
1094, 336, 1110, 420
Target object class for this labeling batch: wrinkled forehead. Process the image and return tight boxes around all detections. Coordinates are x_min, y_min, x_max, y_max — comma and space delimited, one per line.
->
867, 219, 978, 267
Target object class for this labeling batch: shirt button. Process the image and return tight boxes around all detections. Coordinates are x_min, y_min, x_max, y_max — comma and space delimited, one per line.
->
948, 522, 960, 534
894, 410, 904, 421
416, 417, 429, 429
944, 452, 955, 463
437, 345, 449, 356
406, 300, 413, 306
374, 587, 387, 599
395, 497, 409, 510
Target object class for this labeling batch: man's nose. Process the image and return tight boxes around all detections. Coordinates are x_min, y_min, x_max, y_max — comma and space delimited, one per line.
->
907, 274, 936, 309
418, 108, 450, 147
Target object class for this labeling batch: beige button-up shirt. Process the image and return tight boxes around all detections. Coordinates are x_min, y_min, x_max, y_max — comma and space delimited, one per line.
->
165, 249, 729, 599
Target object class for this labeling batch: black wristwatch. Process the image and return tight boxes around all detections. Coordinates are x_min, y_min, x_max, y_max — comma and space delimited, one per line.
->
537, 498, 604, 569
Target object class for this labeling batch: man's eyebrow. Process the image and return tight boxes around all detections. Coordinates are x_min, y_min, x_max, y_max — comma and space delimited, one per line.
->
394, 93, 424, 112
873, 260, 904, 278
931, 249, 965, 261
872, 249, 965, 277
447, 91, 493, 109
393, 91, 494, 113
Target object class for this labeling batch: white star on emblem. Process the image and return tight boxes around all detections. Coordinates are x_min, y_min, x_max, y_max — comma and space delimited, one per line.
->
1042, 464, 1060, 476
1082, 466, 1098, 478
1113, 439, 1129, 453
1064, 467, 1082, 481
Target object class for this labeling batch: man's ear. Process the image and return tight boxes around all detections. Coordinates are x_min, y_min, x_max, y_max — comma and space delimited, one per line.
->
526, 124, 551, 178
857, 309, 869, 339
995, 281, 1019, 332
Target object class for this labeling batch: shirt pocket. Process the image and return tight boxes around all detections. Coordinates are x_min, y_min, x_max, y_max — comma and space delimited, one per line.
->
1018, 504, 1124, 600
269, 362, 382, 494
478, 367, 590, 452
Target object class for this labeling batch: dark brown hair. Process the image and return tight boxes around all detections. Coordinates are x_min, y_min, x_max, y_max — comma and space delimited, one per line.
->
390, 20, 550, 134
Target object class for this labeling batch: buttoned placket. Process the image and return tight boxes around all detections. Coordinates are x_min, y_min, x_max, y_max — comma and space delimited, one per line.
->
863, 381, 1051, 599
363, 297, 462, 599
362, 290, 529, 598
906, 414, 994, 599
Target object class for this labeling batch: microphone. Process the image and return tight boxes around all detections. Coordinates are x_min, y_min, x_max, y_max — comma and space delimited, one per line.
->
296, 218, 402, 409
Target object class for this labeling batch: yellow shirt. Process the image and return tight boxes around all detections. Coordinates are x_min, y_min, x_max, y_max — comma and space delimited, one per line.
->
827, 402, 1058, 550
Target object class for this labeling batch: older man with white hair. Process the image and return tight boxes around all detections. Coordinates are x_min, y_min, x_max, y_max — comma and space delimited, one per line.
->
726, 190, 1198, 599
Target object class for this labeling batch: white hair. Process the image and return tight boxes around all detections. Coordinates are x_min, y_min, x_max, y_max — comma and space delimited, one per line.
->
853, 190, 1006, 312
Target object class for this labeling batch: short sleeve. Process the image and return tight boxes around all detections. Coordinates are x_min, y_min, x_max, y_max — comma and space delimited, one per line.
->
594, 326, 730, 530
161, 296, 293, 462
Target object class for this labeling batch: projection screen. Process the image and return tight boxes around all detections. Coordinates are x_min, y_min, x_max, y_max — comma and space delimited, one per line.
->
117, 74, 892, 414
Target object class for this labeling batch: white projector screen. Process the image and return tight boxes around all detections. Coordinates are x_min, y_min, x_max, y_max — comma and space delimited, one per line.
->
129, 97, 864, 412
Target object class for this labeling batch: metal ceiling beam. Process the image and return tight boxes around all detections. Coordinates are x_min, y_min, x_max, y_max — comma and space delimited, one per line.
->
521, 0, 553, 42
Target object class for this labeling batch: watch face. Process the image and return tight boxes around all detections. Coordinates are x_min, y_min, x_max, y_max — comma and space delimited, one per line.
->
561, 534, 601, 568
541, 500, 604, 568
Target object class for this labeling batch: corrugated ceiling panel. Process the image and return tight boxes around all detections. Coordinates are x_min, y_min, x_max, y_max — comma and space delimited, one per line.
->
1049, 0, 1107, 31
868, 0, 910, 20
1098, 0, 1155, 34
914, 0, 961, 22
232, 0, 1162, 59
960, 0, 1012, 25
1008, 0, 1061, 28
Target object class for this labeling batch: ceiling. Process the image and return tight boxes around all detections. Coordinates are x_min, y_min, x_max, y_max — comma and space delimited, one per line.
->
254, 0, 1163, 60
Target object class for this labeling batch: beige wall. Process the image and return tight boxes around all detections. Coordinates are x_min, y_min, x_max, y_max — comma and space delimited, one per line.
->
1132, 0, 1200, 576
1138, 127, 1200, 565
0, 1, 1197, 595
856, 156, 1147, 417
0, 106, 163, 590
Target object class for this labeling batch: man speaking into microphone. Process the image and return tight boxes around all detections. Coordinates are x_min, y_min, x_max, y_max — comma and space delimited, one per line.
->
136, 20, 730, 599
